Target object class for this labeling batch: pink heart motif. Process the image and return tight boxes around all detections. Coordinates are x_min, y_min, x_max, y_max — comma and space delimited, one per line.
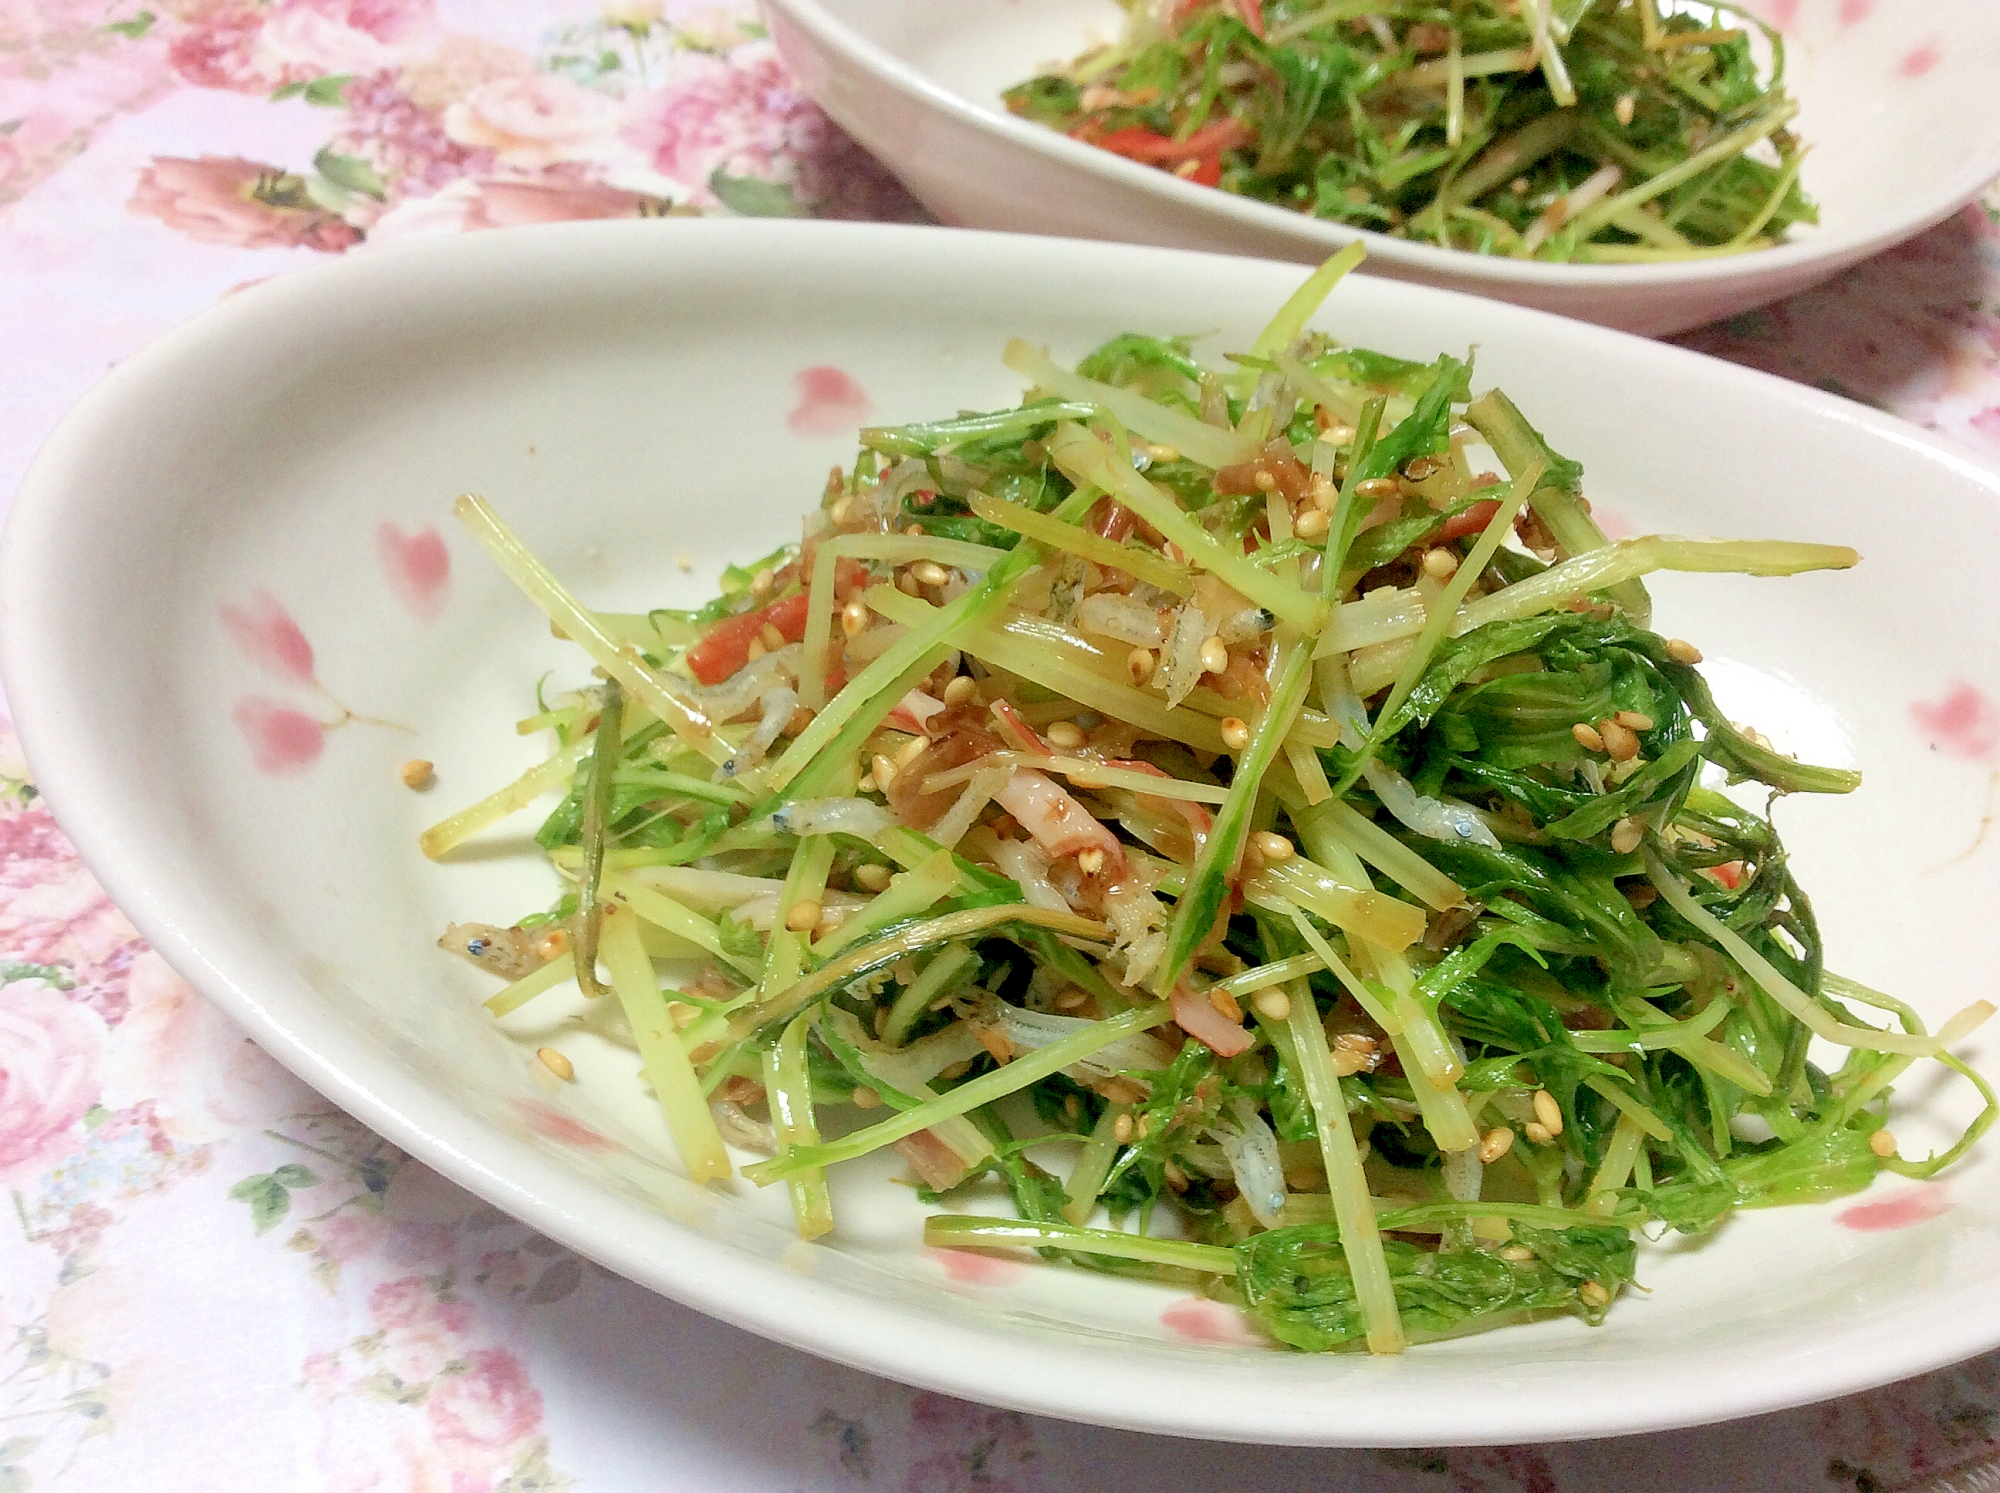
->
377, 522, 451, 623
787, 365, 871, 438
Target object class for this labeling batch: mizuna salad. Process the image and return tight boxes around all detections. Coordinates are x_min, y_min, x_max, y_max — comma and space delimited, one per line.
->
1004, 0, 1814, 261
427, 249, 1991, 1353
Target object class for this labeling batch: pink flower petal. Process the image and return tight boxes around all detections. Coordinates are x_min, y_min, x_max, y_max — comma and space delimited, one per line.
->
377, 521, 451, 623
932, 1247, 1028, 1285
1837, 1186, 1949, 1231
787, 365, 870, 438
1898, 41, 1942, 78
1909, 682, 2000, 761
219, 590, 316, 683
233, 696, 325, 774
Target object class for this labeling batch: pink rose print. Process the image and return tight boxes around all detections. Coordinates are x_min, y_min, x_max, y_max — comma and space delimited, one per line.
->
129, 156, 361, 253
0, 983, 106, 1179
168, 8, 295, 93
220, 589, 317, 684
425, 1347, 543, 1450
623, 44, 821, 201
1839, 0, 1875, 24
441, 73, 619, 170
1910, 682, 1999, 761
787, 365, 870, 437
367, 177, 666, 242
377, 522, 451, 622
233, 696, 328, 774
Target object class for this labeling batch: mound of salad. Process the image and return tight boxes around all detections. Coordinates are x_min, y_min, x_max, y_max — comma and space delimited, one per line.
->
1003, 0, 1814, 262
426, 247, 1990, 1353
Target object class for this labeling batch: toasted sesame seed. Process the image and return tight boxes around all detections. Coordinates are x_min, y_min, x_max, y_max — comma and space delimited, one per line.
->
1294, 505, 1330, 540
852, 1086, 882, 1109
841, 599, 870, 638
746, 638, 767, 663
1209, 988, 1244, 1023
1478, 1126, 1516, 1163
535, 927, 569, 961
1128, 646, 1158, 685
1146, 444, 1181, 463
1252, 989, 1292, 1020
750, 567, 775, 598
1422, 547, 1458, 580
1056, 987, 1089, 1011
1254, 469, 1278, 493
535, 1046, 574, 1081
1252, 831, 1295, 862
785, 899, 822, 932
1219, 716, 1251, 751
857, 772, 877, 794
1532, 1089, 1563, 1136
1571, 722, 1605, 752
675, 552, 693, 572
902, 524, 924, 537
912, 560, 951, 588
1113, 1112, 1135, 1143
854, 862, 892, 892
1870, 1128, 1898, 1158
895, 734, 931, 769
813, 907, 848, 941
1355, 476, 1401, 499
1309, 476, 1339, 510
1599, 718, 1640, 762
1172, 157, 1202, 179
786, 706, 815, 736
1614, 709, 1654, 732
1501, 1244, 1535, 1262
400, 758, 434, 789
1163, 1161, 1189, 1191
943, 674, 978, 705
830, 495, 858, 525
1077, 846, 1106, 876
870, 753, 899, 789
1665, 638, 1702, 665
1579, 1280, 1612, 1308
1614, 92, 1636, 126
1325, 424, 1357, 446
1200, 636, 1230, 675
1510, 175, 1530, 195
1524, 1120, 1554, 1146
1609, 815, 1646, 855
758, 622, 785, 652
896, 569, 922, 596
1046, 720, 1086, 750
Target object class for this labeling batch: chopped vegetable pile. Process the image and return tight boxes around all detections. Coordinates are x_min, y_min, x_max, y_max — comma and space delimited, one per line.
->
1004, 0, 1815, 261
427, 248, 1990, 1353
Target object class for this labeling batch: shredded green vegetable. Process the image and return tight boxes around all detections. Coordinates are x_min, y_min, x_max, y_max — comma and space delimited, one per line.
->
425, 249, 1991, 1355
1002, 0, 1814, 262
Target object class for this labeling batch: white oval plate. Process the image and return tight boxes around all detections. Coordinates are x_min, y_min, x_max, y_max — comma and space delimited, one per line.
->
761, 0, 2000, 335
6, 220, 2000, 1446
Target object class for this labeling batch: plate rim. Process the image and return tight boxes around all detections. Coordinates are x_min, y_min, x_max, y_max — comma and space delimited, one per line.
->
7, 217, 2000, 1446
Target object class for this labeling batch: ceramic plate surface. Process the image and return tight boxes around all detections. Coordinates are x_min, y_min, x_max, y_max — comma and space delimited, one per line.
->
762, 0, 2000, 334
6, 220, 2000, 1446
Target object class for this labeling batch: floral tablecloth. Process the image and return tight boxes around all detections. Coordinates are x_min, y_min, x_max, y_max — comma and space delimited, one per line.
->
4, 3, 2000, 1490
